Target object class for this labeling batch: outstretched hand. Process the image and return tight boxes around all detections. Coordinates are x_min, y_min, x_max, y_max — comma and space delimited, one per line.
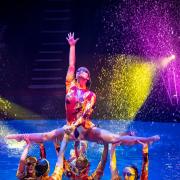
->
63, 124, 75, 135
66, 32, 79, 46
150, 135, 160, 143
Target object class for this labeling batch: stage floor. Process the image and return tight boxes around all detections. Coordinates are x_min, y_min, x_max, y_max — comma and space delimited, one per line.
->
1, 119, 179, 180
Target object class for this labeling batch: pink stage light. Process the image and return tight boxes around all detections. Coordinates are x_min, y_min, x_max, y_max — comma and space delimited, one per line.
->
160, 54, 176, 68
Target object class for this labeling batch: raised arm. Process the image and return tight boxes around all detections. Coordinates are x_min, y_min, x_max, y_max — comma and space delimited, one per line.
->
66, 32, 79, 89
89, 143, 108, 179
67, 141, 80, 163
39, 143, 46, 159
140, 142, 149, 180
54, 141, 61, 156
110, 144, 121, 180
16, 143, 31, 179
50, 134, 69, 180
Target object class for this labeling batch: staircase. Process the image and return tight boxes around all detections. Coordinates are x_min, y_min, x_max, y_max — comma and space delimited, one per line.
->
28, 0, 72, 93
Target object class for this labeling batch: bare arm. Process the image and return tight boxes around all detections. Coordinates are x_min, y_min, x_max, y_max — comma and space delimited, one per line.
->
54, 141, 60, 156
140, 143, 149, 180
110, 144, 121, 180
66, 32, 79, 89
74, 141, 80, 158
39, 143, 46, 159
16, 143, 31, 179
89, 144, 108, 179
51, 134, 69, 180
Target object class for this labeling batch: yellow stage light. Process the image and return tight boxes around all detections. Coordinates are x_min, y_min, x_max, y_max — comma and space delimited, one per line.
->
95, 55, 156, 120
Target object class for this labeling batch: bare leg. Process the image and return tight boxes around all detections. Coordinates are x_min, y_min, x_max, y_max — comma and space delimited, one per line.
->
6, 126, 159, 145
85, 127, 160, 145
6, 128, 66, 143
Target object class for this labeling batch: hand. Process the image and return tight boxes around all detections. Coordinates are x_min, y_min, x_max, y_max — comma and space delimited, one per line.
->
150, 135, 160, 142
66, 32, 79, 46
137, 140, 148, 153
63, 125, 75, 135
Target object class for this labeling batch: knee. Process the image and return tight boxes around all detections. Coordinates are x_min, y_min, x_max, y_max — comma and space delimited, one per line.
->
111, 135, 120, 143
43, 134, 50, 141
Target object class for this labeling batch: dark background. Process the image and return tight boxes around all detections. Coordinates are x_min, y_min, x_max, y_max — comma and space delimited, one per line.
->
0, 0, 179, 121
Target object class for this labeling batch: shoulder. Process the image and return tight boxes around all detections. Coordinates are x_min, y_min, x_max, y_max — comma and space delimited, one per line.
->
66, 79, 76, 93
66, 79, 76, 87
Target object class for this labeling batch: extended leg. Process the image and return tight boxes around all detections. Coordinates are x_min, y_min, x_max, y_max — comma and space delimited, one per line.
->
6, 128, 65, 143
85, 127, 159, 145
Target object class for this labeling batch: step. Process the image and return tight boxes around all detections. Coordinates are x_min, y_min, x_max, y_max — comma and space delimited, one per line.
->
42, 42, 66, 45
47, 0, 71, 2
42, 21, 71, 30
33, 61, 66, 69
44, 9, 71, 18
37, 53, 65, 59
32, 68, 62, 72
32, 77, 63, 80
44, 17, 71, 21
39, 50, 63, 54
41, 30, 68, 33
44, 9, 71, 13
38, 45, 67, 51
44, 1, 72, 9
29, 84, 65, 89
35, 59, 63, 62
31, 71, 66, 77
30, 80, 64, 85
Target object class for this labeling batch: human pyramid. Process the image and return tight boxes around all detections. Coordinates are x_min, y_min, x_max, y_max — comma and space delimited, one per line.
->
7, 33, 160, 180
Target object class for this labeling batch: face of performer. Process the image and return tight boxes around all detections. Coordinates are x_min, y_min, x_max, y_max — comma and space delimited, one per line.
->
76, 67, 90, 87
26, 157, 37, 176
26, 162, 36, 175
123, 167, 137, 180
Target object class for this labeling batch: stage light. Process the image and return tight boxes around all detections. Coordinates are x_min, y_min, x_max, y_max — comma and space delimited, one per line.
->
160, 54, 176, 68
96, 55, 155, 119
0, 97, 41, 119
171, 54, 175, 59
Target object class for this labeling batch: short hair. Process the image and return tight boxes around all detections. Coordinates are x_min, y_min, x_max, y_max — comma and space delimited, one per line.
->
76, 67, 91, 88
35, 158, 49, 177
129, 165, 139, 180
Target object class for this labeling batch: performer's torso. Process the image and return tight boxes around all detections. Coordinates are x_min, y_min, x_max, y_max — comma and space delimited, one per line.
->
65, 84, 93, 124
